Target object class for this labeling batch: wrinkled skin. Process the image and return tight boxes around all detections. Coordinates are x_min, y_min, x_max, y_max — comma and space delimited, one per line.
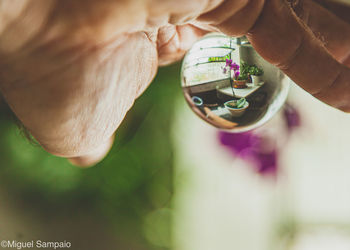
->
0, 0, 350, 166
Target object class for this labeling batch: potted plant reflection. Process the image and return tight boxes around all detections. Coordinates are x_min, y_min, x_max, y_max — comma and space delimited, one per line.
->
181, 33, 289, 132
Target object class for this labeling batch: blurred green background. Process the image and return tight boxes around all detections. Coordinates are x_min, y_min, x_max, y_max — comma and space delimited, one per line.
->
0, 63, 181, 250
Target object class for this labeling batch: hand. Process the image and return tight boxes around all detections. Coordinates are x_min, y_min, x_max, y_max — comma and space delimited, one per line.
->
0, 0, 208, 166
0, 0, 349, 166
197, 0, 350, 111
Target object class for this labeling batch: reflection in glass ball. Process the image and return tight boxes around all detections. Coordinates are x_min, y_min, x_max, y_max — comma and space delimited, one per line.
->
181, 33, 290, 132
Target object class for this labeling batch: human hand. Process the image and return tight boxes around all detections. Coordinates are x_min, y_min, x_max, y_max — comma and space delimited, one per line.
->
0, 0, 209, 166
0, 0, 349, 166
196, 0, 350, 111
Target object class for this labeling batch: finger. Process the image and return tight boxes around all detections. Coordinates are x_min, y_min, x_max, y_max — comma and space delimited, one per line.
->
68, 134, 115, 167
247, 0, 350, 112
289, 0, 350, 64
198, 0, 350, 111
157, 24, 209, 66
197, 0, 250, 25
197, 0, 265, 37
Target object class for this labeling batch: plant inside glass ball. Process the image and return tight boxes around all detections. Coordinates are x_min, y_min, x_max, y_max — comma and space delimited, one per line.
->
224, 98, 249, 117
233, 71, 249, 88
181, 33, 290, 132
249, 65, 264, 85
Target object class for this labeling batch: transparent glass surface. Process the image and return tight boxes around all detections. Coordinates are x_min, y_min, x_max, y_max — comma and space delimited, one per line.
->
181, 33, 290, 132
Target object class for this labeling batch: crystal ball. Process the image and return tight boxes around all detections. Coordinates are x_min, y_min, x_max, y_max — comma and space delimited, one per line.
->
181, 33, 290, 132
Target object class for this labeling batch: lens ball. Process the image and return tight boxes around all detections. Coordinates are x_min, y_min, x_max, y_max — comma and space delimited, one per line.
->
181, 33, 290, 132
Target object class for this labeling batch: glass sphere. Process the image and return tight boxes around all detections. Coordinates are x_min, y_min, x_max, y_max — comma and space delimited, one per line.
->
181, 33, 290, 132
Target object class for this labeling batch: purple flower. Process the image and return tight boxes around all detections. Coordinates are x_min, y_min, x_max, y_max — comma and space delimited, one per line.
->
234, 71, 240, 79
223, 67, 227, 74
254, 150, 278, 176
283, 103, 301, 132
217, 103, 302, 178
218, 132, 260, 156
226, 59, 232, 67
218, 131, 278, 177
231, 62, 240, 71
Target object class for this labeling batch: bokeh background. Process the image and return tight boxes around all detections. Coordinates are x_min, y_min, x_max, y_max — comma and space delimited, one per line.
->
0, 64, 179, 250
2, 61, 350, 250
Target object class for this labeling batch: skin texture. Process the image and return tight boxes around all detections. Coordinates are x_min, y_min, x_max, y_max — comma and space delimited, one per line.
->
0, 0, 349, 166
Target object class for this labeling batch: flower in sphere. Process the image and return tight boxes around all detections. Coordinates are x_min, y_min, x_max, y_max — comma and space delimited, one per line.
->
231, 62, 240, 71
234, 71, 240, 79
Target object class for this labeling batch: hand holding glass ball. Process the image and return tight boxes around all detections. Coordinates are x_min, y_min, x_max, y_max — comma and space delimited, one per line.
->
1, 0, 350, 167
181, 34, 290, 132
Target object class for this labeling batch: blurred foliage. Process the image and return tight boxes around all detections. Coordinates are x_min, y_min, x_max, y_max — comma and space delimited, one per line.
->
0, 63, 182, 249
